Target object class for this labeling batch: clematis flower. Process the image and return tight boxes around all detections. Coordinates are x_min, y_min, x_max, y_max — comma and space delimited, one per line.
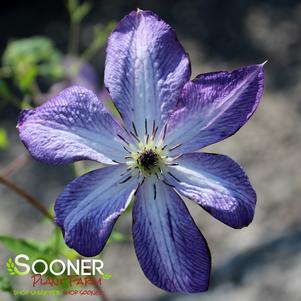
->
17, 9, 264, 293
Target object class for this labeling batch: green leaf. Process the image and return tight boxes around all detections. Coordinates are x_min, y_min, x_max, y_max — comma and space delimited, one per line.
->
72, 2, 92, 23
18, 65, 37, 91
0, 235, 50, 261
66, 0, 78, 15
46, 229, 78, 260
0, 275, 13, 292
2, 36, 63, 92
108, 231, 127, 243
0, 128, 8, 149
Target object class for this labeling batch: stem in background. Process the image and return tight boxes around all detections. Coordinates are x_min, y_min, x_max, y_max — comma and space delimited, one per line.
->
77, 256, 109, 301
0, 175, 54, 223
0, 153, 29, 178
68, 22, 80, 55
93, 281, 109, 301
81, 32, 105, 62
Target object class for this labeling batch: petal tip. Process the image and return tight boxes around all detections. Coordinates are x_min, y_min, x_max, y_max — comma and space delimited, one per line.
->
260, 60, 268, 67
17, 108, 35, 129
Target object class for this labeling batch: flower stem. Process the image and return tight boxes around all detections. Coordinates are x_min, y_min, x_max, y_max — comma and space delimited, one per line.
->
69, 22, 80, 55
0, 153, 29, 178
93, 281, 109, 301
77, 256, 109, 301
0, 175, 54, 223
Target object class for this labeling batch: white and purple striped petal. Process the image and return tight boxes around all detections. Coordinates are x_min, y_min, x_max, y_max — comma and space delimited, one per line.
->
163, 64, 264, 154
133, 179, 211, 292
105, 10, 191, 138
165, 153, 256, 229
55, 165, 138, 257
17, 86, 130, 165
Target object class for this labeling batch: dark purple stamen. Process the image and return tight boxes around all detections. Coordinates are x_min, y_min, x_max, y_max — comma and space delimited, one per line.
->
169, 143, 182, 151
132, 121, 138, 137
117, 134, 129, 146
112, 159, 122, 164
162, 179, 175, 188
123, 146, 131, 154
153, 184, 157, 199
130, 131, 140, 143
167, 171, 180, 182
119, 175, 132, 184
145, 119, 148, 135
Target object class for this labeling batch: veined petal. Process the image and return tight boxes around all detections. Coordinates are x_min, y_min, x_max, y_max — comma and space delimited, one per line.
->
17, 86, 130, 165
133, 179, 211, 293
105, 10, 191, 138
165, 153, 256, 229
163, 64, 264, 154
55, 165, 138, 257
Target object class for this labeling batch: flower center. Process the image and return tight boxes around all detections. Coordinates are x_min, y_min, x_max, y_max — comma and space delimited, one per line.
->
120, 120, 176, 180
138, 149, 158, 171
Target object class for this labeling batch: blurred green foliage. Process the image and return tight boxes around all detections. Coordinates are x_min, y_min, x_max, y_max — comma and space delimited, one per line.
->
67, 0, 92, 25
0, 128, 8, 149
2, 37, 64, 93
0, 275, 13, 292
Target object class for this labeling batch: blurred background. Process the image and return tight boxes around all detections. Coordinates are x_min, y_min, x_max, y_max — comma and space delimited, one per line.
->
0, 0, 301, 300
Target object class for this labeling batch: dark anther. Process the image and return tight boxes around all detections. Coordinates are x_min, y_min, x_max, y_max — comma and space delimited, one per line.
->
123, 146, 131, 154
152, 120, 156, 134
130, 131, 140, 143
112, 159, 122, 164
152, 126, 158, 139
138, 149, 158, 170
119, 175, 132, 184
153, 184, 157, 200
145, 119, 148, 135
132, 121, 138, 137
168, 143, 182, 151
167, 171, 180, 182
162, 179, 175, 188
117, 134, 129, 145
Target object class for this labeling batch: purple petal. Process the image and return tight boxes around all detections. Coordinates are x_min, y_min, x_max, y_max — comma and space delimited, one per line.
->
133, 179, 211, 293
105, 9, 191, 137
163, 64, 264, 154
165, 153, 256, 229
17, 86, 130, 165
55, 164, 138, 257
